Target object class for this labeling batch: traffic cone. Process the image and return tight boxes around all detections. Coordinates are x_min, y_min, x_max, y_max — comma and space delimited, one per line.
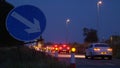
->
54, 50, 58, 61
70, 53, 76, 68
70, 47, 76, 68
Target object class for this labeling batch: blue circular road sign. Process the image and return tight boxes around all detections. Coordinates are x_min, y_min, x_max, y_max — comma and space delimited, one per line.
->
6, 5, 46, 42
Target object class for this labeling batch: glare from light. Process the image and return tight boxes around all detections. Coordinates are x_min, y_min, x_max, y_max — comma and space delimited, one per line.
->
71, 47, 76, 52
57, 54, 85, 58
66, 19, 70, 23
97, 0, 102, 6
94, 48, 100, 51
107, 48, 113, 52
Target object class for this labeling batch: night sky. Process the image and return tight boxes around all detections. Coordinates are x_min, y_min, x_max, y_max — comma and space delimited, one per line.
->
6, 0, 120, 43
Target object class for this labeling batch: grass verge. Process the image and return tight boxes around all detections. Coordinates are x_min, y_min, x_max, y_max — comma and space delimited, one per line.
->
0, 46, 68, 68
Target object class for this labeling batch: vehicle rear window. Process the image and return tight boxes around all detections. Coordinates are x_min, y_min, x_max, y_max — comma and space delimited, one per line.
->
95, 44, 109, 47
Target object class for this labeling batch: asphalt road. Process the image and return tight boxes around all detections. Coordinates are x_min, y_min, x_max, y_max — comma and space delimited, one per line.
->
76, 58, 120, 68
57, 54, 120, 68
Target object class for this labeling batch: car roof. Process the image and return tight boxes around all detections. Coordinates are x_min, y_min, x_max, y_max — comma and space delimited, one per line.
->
90, 43, 110, 47
91, 43, 107, 45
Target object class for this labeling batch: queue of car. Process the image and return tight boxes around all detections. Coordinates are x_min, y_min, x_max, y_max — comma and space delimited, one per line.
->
29, 42, 113, 60
51, 44, 71, 54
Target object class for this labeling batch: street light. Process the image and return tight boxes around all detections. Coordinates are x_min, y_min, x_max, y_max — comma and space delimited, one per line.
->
66, 19, 70, 23
66, 18, 70, 44
97, 0, 102, 6
97, 0, 102, 42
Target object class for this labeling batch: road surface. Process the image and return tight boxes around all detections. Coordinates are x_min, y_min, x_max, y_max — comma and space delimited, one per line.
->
55, 54, 120, 68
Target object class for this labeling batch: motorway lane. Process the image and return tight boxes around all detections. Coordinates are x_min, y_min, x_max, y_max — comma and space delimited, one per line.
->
58, 54, 85, 58
56, 54, 120, 68
76, 58, 120, 68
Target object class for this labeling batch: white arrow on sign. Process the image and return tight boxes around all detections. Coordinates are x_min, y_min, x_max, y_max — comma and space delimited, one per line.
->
11, 11, 41, 33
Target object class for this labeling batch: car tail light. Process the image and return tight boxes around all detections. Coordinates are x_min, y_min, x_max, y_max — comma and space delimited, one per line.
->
67, 47, 70, 50
63, 45, 66, 47
59, 47, 62, 50
94, 48, 100, 51
52, 47, 55, 50
107, 48, 112, 52
55, 45, 58, 47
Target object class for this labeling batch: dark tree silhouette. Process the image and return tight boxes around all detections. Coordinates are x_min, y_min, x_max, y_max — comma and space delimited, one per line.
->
83, 27, 99, 43
0, 0, 23, 46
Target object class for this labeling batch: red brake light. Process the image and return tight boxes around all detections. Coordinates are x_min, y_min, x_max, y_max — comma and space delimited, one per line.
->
59, 47, 62, 50
55, 45, 58, 47
52, 47, 55, 50
63, 45, 66, 47
67, 47, 70, 50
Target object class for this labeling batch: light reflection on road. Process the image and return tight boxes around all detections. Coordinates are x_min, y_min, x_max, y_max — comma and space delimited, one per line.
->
53, 54, 85, 58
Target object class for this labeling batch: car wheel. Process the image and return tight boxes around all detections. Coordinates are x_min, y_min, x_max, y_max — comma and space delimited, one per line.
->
85, 56, 89, 59
91, 56, 94, 59
101, 56, 104, 60
108, 56, 112, 60
90, 52, 94, 59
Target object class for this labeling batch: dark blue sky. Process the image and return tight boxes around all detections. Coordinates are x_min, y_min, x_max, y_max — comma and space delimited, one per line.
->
6, 0, 120, 43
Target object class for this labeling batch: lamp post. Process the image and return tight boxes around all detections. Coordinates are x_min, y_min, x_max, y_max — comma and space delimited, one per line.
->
97, 0, 102, 42
66, 18, 70, 44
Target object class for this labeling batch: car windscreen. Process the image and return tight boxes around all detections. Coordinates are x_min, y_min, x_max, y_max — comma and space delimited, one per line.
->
95, 44, 109, 47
